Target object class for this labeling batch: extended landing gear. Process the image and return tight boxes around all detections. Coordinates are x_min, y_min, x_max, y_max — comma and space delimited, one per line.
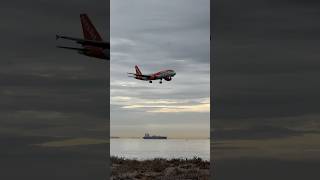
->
149, 80, 152, 83
159, 79, 162, 84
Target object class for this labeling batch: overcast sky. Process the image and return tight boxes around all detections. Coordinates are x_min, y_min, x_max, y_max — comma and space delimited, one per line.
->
110, 0, 210, 139
214, 0, 320, 145
0, 0, 109, 179
213, 0, 320, 179
0, 0, 108, 139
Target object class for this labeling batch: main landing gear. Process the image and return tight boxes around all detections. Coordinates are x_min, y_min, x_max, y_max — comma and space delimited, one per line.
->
149, 80, 152, 83
159, 80, 162, 84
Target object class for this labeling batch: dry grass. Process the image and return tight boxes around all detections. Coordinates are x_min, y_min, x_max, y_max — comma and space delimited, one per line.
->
111, 156, 210, 180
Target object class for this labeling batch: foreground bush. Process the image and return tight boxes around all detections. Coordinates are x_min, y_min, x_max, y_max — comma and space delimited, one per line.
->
111, 156, 210, 180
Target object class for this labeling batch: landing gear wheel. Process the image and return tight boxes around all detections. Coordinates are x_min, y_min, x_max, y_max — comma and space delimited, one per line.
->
149, 81, 152, 83
159, 81, 162, 84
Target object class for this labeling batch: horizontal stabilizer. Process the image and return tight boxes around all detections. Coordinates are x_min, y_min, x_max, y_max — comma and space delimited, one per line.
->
56, 46, 87, 51
56, 35, 109, 49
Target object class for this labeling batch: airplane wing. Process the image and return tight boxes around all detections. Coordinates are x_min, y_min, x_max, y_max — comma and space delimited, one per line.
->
127, 73, 151, 77
56, 35, 109, 49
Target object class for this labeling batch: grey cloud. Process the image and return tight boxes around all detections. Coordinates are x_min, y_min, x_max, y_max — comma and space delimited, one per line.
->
0, 0, 109, 139
110, 0, 210, 138
0, 0, 109, 179
213, 125, 316, 140
214, 0, 320, 122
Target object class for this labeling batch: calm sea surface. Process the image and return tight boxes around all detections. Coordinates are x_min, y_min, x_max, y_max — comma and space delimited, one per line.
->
110, 138, 210, 160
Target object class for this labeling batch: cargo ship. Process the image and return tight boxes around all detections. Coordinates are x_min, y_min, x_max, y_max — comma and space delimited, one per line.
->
143, 133, 167, 139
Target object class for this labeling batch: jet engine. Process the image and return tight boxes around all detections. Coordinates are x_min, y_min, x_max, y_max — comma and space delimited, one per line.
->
164, 76, 172, 81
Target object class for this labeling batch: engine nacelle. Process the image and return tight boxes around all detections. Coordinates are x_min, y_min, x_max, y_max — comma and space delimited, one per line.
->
164, 76, 172, 81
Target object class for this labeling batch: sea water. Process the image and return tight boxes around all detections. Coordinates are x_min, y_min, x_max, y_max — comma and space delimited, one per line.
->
110, 138, 210, 160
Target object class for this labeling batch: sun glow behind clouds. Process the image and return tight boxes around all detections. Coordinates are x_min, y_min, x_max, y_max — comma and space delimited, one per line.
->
112, 96, 210, 113
147, 103, 209, 113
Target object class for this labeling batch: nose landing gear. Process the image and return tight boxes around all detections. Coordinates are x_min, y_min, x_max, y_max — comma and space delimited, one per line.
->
159, 79, 163, 84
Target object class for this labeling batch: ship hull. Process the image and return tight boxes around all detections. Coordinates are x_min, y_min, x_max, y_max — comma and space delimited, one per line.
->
143, 137, 167, 139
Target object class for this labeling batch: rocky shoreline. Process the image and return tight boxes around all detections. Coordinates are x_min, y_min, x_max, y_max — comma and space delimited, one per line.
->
111, 156, 210, 180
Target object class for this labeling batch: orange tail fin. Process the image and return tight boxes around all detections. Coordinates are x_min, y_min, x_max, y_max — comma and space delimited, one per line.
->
135, 65, 142, 75
80, 14, 102, 41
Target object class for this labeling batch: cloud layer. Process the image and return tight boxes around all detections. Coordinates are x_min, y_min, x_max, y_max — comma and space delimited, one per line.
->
110, 0, 210, 138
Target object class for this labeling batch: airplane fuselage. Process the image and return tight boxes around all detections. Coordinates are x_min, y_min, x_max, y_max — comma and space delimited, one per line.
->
79, 46, 109, 60
129, 65, 176, 84
136, 70, 176, 82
